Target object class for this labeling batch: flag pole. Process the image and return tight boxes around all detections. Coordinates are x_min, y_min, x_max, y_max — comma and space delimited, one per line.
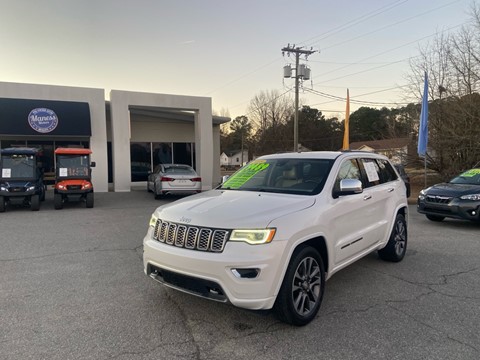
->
343, 89, 350, 150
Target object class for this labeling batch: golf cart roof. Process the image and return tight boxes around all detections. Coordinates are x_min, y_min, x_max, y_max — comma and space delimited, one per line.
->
55, 148, 92, 155
1, 147, 40, 155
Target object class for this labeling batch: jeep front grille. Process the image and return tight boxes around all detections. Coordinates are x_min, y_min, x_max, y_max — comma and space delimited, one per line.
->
153, 219, 229, 253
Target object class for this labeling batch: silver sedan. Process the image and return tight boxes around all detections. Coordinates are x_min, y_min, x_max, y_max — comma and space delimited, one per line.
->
147, 164, 201, 199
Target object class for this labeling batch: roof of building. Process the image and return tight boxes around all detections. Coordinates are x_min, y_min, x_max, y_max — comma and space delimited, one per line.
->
348, 138, 409, 151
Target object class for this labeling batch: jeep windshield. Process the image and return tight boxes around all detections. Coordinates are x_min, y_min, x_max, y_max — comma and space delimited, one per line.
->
220, 158, 333, 195
56, 155, 90, 178
1, 154, 36, 179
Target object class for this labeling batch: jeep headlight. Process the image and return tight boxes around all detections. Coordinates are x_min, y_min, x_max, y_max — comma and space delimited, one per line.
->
460, 194, 480, 201
149, 214, 158, 228
0, 186, 7, 191
82, 183, 92, 190
26, 186, 35, 192
229, 229, 276, 245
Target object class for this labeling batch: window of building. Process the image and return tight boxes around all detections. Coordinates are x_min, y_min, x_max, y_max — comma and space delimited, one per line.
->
130, 142, 151, 182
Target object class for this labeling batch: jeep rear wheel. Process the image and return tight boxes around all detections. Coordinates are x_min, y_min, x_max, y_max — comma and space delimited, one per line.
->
0, 196, 5, 212
274, 246, 325, 326
54, 194, 63, 210
86, 192, 94, 208
31, 195, 40, 211
378, 213, 407, 262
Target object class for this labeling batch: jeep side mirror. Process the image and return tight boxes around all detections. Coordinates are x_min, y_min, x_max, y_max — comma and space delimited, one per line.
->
90, 162, 96, 167
333, 178, 363, 198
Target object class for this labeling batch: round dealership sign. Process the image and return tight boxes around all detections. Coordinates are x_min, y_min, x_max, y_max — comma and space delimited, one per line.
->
28, 108, 59, 133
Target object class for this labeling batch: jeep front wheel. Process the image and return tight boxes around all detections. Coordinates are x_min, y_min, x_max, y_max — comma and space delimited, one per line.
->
0, 196, 5, 212
274, 246, 325, 326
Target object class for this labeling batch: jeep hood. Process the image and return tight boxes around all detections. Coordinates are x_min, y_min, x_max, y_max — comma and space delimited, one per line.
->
154, 189, 316, 228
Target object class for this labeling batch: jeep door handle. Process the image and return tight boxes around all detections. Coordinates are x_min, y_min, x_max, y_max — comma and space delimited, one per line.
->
387, 188, 394, 192
363, 195, 372, 200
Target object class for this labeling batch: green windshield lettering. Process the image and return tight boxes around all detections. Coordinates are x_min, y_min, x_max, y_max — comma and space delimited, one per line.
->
461, 169, 480, 177
223, 162, 269, 189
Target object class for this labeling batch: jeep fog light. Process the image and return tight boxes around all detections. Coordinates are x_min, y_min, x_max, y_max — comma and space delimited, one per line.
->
229, 229, 276, 245
149, 214, 158, 228
231, 268, 260, 279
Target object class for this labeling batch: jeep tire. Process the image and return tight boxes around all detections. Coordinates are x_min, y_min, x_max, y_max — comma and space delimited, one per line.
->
0, 196, 5, 212
274, 246, 325, 326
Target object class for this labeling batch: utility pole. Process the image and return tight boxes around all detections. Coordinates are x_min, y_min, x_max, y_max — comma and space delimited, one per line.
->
282, 45, 316, 152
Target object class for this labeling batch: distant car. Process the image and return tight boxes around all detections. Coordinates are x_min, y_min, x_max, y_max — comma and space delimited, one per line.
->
417, 168, 480, 223
394, 164, 411, 198
147, 164, 201, 199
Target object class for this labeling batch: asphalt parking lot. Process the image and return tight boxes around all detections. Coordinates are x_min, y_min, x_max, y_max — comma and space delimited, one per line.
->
1, 191, 479, 360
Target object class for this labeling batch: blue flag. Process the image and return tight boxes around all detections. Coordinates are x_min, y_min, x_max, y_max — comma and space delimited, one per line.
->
417, 72, 429, 156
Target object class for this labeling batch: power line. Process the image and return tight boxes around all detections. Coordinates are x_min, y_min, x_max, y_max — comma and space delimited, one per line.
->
314, 22, 464, 83
202, 1, 412, 97
299, 0, 409, 46
317, 0, 464, 51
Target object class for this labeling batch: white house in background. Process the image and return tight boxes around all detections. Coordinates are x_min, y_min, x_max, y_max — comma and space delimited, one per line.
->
220, 150, 249, 168
348, 138, 410, 164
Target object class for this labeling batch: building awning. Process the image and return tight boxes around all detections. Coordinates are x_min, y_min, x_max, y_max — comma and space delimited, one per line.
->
0, 98, 91, 136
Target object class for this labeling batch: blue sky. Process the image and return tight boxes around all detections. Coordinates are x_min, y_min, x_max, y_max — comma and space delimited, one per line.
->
0, 0, 474, 119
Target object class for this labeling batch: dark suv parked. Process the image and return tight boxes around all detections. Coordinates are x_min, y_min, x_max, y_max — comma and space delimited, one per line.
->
394, 164, 411, 198
0, 147, 46, 212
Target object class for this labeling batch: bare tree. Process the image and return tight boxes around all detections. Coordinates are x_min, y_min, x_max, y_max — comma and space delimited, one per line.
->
247, 89, 294, 133
407, 10, 480, 178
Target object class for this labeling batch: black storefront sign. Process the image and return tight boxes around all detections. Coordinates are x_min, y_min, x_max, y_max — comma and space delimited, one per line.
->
0, 98, 91, 136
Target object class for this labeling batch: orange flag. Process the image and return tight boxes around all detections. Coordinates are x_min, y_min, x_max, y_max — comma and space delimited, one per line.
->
342, 89, 350, 150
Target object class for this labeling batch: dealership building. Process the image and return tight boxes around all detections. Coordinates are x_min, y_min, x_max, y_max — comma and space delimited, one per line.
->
0, 81, 229, 192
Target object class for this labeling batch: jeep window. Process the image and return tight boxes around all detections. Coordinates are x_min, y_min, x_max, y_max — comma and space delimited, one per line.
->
359, 158, 381, 188
376, 159, 398, 183
1, 154, 35, 179
333, 158, 362, 193
220, 158, 333, 195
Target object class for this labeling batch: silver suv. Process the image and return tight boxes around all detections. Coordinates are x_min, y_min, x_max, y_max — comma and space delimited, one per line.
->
143, 151, 408, 326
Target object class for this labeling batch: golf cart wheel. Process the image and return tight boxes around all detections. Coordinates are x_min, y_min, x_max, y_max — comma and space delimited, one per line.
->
54, 193, 63, 210
0, 196, 5, 212
86, 192, 94, 208
31, 195, 40, 211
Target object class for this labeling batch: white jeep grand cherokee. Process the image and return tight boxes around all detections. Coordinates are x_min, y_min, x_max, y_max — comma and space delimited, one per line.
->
143, 151, 408, 326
